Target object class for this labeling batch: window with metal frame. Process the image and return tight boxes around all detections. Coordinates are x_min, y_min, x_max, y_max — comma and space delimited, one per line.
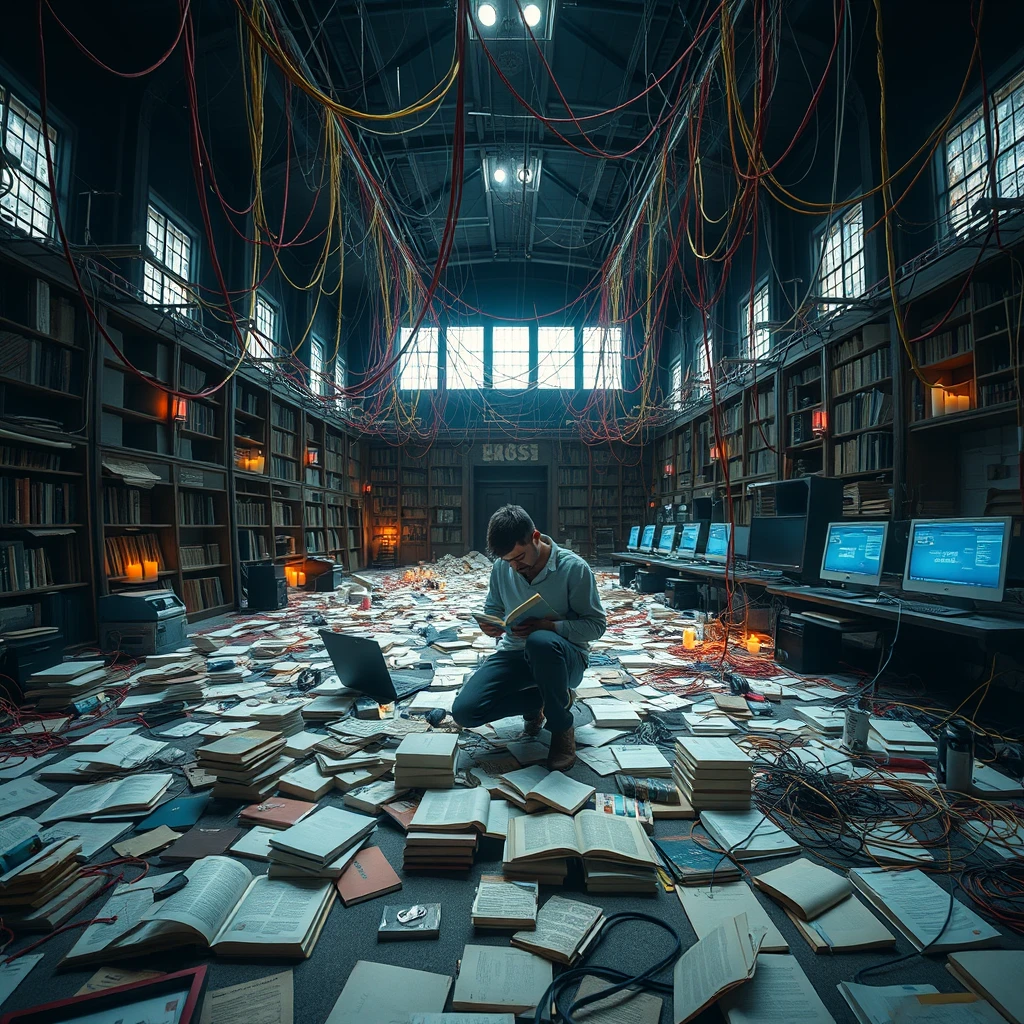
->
310, 337, 326, 395
144, 203, 195, 316
491, 325, 531, 389
398, 326, 438, 390
536, 326, 576, 389
247, 292, 278, 360
816, 203, 865, 306
0, 85, 59, 239
582, 326, 622, 389
446, 325, 485, 389
334, 354, 347, 409
738, 284, 770, 361
669, 359, 682, 410
693, 326, 712, 400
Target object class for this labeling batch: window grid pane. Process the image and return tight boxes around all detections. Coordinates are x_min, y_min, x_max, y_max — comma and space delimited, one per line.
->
398, 326, 438, 390
247, 293, 277, 360
310, 339, 325, 394
670, 360, 682, 410
694, 329, 711, 399
537, 326, 576, 389
446, 326, 485, 389
995, 71, 1024, 201
492, 325, 531, 389
582, 326, 622, 389
0, 88, 58, 239
739, 286, 770, 361
334, 356, 346, 409
945, 107, 989, 235
143, 204, 195, 316
817, 204, 865, 305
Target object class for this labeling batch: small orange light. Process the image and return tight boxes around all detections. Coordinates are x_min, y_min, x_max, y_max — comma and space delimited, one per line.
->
171, 397, 188, 423
708, 443, 720, 461
746, 635, 761, 654
363, 482, 372, 494
812, 409, 827, 436
306, 448, 319, 466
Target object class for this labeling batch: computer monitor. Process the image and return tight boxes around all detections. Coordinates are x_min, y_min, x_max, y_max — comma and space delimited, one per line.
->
657, 525, 677, 555
677, 521, 708, 559
819, 521, 889, 587
748, 516, 810, 573
705, 523, 731, 564
627, 526, 641, 551
733, 525, 750, 560
903, 518, 1012, 603
639, 524, 656, 553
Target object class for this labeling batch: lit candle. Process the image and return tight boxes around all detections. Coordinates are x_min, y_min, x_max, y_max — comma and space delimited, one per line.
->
126, 562, 143, 582
746, 635, 761, 654
944, 390, 958, 415
143, 560, 158, 581
931, 388, 945, 418
297, 571, 306, 586
683, 627, 696, 649
285, 568, 295, 586
957, 394, 970, 413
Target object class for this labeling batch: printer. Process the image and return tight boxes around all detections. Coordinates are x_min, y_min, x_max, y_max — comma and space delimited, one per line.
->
98, 589, 188, 656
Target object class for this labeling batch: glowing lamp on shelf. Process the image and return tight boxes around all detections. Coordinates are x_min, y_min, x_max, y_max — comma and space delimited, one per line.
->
363, 483, 372, 495
171, 397, 188, 423
663, 463, 674, 477
708, 443, 721, 462
306, 448, 320, 467
811, 409, 828, 437
143, 560, 158, 582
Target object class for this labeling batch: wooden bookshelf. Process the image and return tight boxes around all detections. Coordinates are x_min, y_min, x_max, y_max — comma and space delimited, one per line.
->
556, 444, 589, 552
369, 447, 399, 567
782, 351, 825, 479
429, 447, 466, 555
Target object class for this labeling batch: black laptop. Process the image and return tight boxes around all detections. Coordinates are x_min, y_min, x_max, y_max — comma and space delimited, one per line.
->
319, 629, 431, 704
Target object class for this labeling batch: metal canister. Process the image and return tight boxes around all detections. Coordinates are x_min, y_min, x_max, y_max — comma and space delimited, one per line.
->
938, 719, 975, 792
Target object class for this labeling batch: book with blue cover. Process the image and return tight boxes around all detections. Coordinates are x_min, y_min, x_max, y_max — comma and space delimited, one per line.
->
652, 834, 741, 884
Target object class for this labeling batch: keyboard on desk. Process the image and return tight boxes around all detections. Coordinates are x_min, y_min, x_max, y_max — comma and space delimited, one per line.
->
808, 587, 867, 600
884, 600, 971, 617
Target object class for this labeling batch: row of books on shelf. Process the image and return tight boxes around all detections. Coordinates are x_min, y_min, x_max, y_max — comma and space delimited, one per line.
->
304, 468, 322, 487
833, 431, 893, 475
832, 348, 891, 394
430, 467, 462, 486
747, 449, 776, 476
272, 429, 297, 458
401, 470, 427, 486
0, 445, 64, 471
401, 523, 426, 543
0, 478, 76, 525
327, 506, 346, 526
182, 400, 217, 437
370, 467, 398, 483
560, 510, 588, 527
234, 383, 260, 415
104, 533, 163, 577
182, 575, 225, 614
271, 456, 297, 480
236, 500, 266, 526
748, 388, 774, 420
748, 422, 777, 450
180, 363, 208, 392
327, 528, 360, 551
0, 539, 75, 593
325, 452, 345, 474
273, 501, 294, 525
558, 469, 588, 486
832, 325, 889, 363
979, 378, 1016, 407
371, 497, 397, 515
721, 403, 743, 432
402, 488, 427, 506
0, 337, 73, 392
306, 505, 324, 526
180, 543, 220, 569
914, 323, 972, 367
430, 526, 462, 544
238, 529, 270, 561
788, 410, 820, 446
305, 530, 326, 554
434, 508, 460, 524
833, 388, 893, 434
102, 486, 146, 525
178, 492, 217, 526
271, 404, 297, 431
559, 488, 588, 506
431, 488, 462, 507
23, 282, 77, 341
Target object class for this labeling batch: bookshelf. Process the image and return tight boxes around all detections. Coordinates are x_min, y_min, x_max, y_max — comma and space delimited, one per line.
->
557, 444, 590, 553
399, 454, 429, 562
429, 447, 466, 555
369, 447, 399, 567
783, 351, 826, 480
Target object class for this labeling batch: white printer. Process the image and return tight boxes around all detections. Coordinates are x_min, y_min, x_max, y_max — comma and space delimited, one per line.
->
97, 589, 188, 656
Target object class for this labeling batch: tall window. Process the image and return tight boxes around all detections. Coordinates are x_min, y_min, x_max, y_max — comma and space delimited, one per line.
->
491, 325, 530, 388
945, 69, 1024, 234
582, 326, 622, 389
247, 292, 277, 360
0, 86, 59, 239
693, 327, 712, 400
816, 204, 864, 304
446, 325, 485, 389
144, 204, 194, 314
398, 326, 438, 390
738, 284, 770, 361
334, 354, 346, 409
670, 360, 682, 410
309, 337, 326, 395
537, 326, 576, 389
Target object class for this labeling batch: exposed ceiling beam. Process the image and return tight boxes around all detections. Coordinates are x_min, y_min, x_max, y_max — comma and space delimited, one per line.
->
542, 166, 615, 223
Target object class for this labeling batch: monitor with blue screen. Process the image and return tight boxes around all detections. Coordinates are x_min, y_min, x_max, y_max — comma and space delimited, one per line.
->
657, 525, 677, 555
705, 523, 731, 564
639, 524, 657, 553
678, 522, 702, 558
820, 521, 888, 587
627, 526, 641, 551
903, 518, 1011, 602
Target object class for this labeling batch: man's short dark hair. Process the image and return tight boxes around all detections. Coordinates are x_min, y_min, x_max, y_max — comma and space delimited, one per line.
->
487, 504, 535, 558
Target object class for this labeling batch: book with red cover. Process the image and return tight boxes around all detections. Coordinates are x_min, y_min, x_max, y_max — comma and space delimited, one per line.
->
238, 797, 317, 830
381, 795, 421, 832
335, 846, 402, 907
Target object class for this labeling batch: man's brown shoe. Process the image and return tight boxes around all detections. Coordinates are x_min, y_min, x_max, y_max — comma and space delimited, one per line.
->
523, 708, 545, 737
546, 728, 576, 772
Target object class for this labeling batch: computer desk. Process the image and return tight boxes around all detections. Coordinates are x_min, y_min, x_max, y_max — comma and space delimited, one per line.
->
610, 551, 774, 588
767, 583, 1024, 652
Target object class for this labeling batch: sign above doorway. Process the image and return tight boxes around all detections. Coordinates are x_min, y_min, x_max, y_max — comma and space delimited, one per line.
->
480, 443, 540, 462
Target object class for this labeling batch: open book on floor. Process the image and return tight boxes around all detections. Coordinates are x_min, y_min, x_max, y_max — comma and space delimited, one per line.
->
62, 856, 334, 964
472, 592, 545, 631
498, 766, 596, 815
505, 810, 658, 868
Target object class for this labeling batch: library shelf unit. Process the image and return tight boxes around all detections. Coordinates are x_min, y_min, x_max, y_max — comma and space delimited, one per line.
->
429, 447, 467, 557
0, 247, 96, 646
782, 351, 825, 481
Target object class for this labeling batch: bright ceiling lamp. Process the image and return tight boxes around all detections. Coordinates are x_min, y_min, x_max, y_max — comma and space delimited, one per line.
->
477, 3, 497, 26
522, 3, 542, 27
493, 166, 507, 184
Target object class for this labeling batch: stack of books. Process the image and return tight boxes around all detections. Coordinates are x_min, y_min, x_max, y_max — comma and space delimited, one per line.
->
394, 733, 459, 789
196, 729, 292, 802
22, 661, 109, 711
673, 737, 752, 812
267, 806, 377, 879
125, 659, 207, 704
583, 858, 659, 893
511, 895, 603, 964
247, 700, 308, 737
471, 876, 538, 929
868, 718, 938, 760
403, 830, 477, 873
652, 835, 742, 885
611, 744, 672, 778
791, 705, 845, 736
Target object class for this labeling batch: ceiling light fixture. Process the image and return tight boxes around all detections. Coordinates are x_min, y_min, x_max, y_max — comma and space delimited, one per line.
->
522, 3, 542, 26
492, 166, 507, 184
477, 3, 497, 26
516, 166, 532, 183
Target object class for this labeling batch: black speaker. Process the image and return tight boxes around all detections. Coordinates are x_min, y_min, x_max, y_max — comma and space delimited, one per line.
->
247, 562, 287, 610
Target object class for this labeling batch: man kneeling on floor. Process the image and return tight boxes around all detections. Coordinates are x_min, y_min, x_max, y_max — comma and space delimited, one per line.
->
452, 504, 608, 771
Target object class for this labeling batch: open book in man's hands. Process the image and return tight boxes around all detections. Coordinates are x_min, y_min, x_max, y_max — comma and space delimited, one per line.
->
472, 592, 545, 631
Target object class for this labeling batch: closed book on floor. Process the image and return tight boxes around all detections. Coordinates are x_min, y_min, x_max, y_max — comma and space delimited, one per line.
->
335, 845, 402, 907
838, 983, 939, 1024
238, 797, 317, 830
947, 951, 1024, 1024
160, 826, 242, 863
699, 809, 800, 861
653, 836, 741, 885
676, 881, 788, 953
849, 867, 1001, 952
344, 781, 409, 815
326, 961, 451, 1024
269, 806, 377, 865
278, 762, 334, 801
451, 945, 553, 1015
395, 733, 459, 768
511, 895, 603, 965
752, 857, 852, 920
267, 838, 369, 880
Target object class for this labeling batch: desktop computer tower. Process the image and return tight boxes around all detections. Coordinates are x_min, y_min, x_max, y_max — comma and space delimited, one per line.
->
247, 562, 288, 610
773, 613, 837, 674
619, 563, 638, 586
747, 477, 844, 581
